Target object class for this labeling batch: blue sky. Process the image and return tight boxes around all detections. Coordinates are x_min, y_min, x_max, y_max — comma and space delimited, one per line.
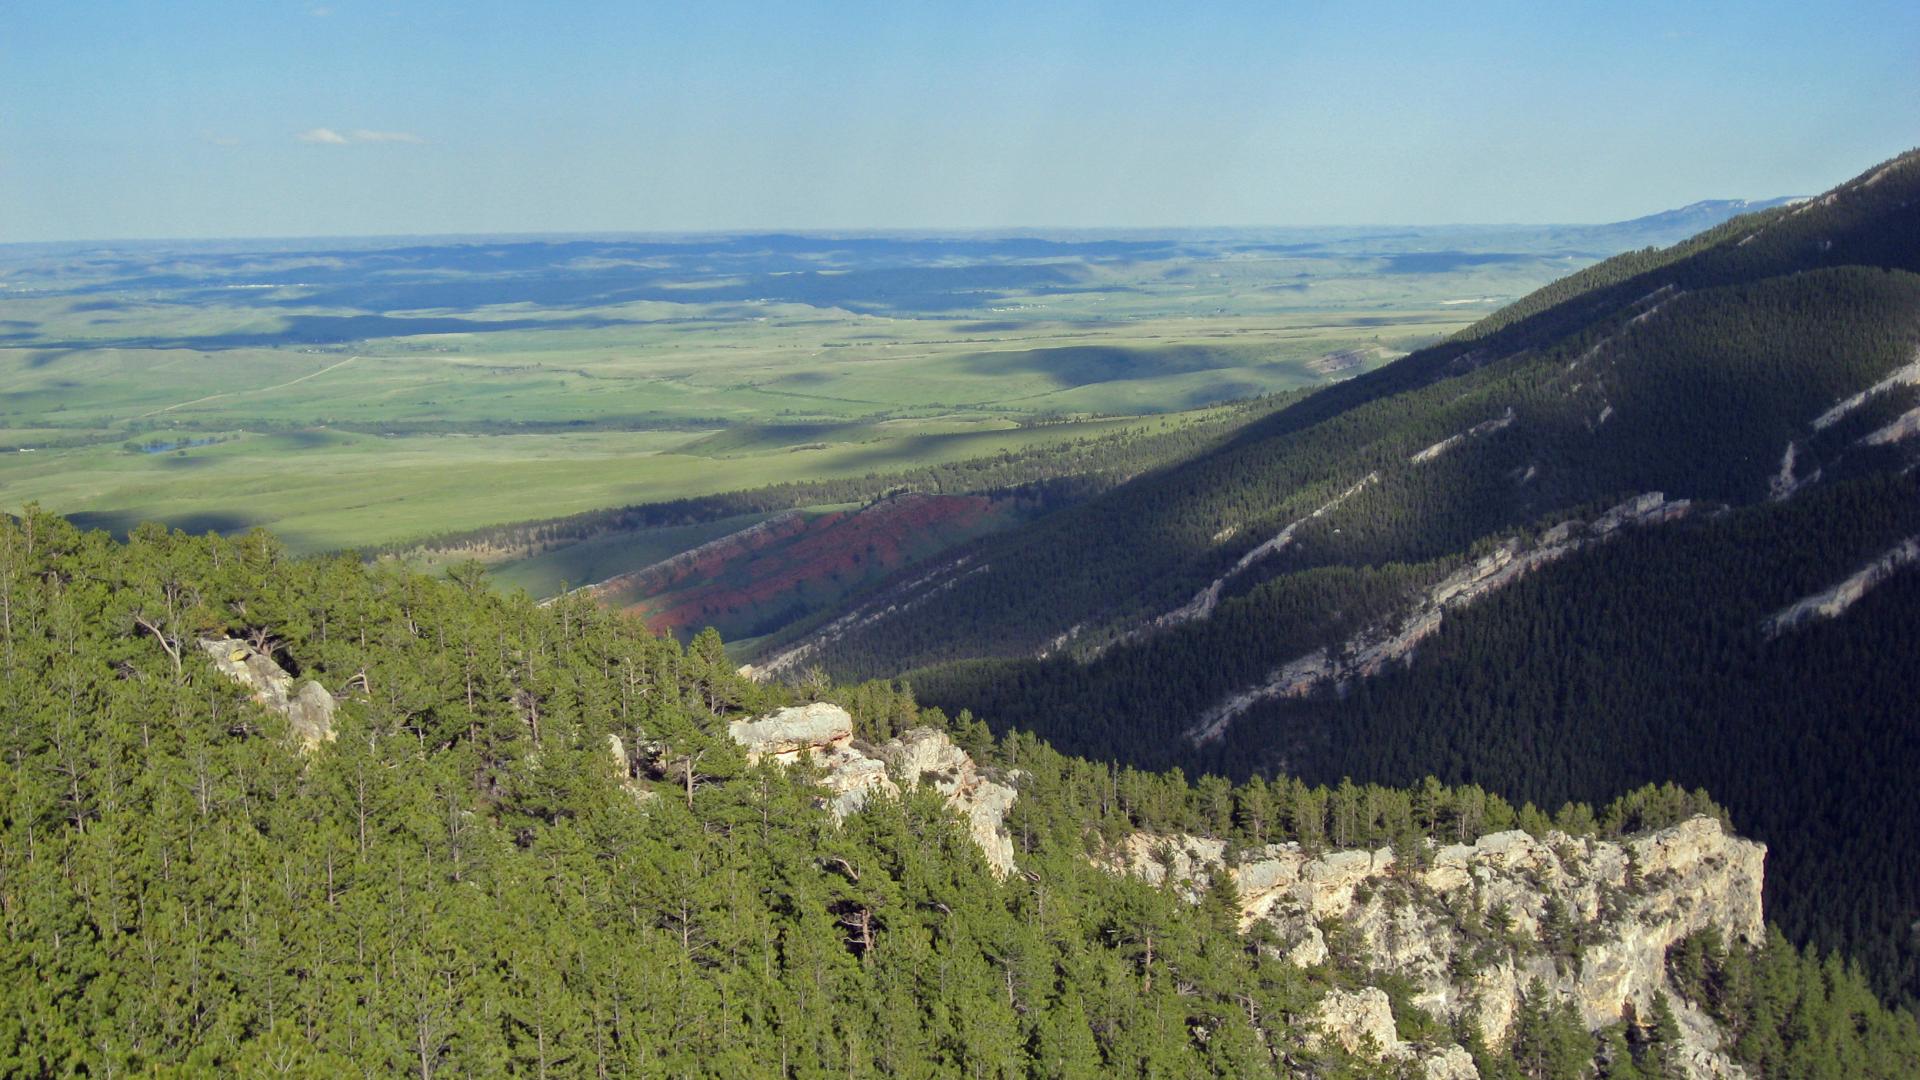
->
3, 1, 1916, 240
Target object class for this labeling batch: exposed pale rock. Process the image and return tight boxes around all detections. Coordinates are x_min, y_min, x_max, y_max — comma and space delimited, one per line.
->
1299, 846, 1395, 917
1145, 473, 1379, 638
728, 703, 855, 761
1034, 623, 1084, 659
286, 682, 336, 748
1769, 441, 1818, 501
726, 703, 900, 815
1627, 288, 1682, 327
882, 725, 973, 786
1312, 986, 1400, 1056
1540, 520, 1579, 545
729, 703, 855, 760
951, 778, 1018, 878
197, 638, 335, 749
1313, 985, 1481, 1075
1190, 492, 1693, 744
1408, 406, 1522, 465
1860, 404, 1920, 447
727, 713, 1018, 876
1673, 996, 1746, 1079
815, 745, 897, 817
603, 733, 658, 804
1101, 816, 1762, 1075
1099, 831, 1228, 893
1812, 352, 1920, 430
1467, 963, 1521, 1050
1282, 922, 1329, 967
1413, 433, 1465, 464
1422, 1044, 1480, 1080
1590, 491, 1687, 534
1763, 536, 1920, 636
882, 727, 1018, 877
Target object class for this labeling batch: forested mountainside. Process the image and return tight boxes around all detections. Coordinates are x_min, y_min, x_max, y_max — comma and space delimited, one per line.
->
921, 470, 1920, 1010
6, 512, 1919, 1077
745, 152, 1920, 1003
754, 152, 1920, 676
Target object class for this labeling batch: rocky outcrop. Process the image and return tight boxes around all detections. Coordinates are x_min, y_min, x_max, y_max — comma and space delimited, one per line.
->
1311, 987, 1481, 1077
1812, 352, 1920, 430
743, 556, 990, 681
728, 702, 860, 762
197, 638, 336, 749
1146, 474, 1379, 636
728, 706, 1019, 876
1767, 440, 1823, 501
604, 733, 657, 803
729, 703, 898, 817
1860, 405, 1920, 447
814, 745, 898, 819
880, 727, 1019, 876
1190, 492, 1694, 744
1312, 986, 1400, 1056
1411, 407, 1515, 466
1100, 816, 1762, 1078
1763, 536, 1920, 636
1422, 1045, 1481, 1080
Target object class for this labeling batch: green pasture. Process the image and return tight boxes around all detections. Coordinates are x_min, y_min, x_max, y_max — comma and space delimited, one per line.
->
0, 233, 1618, 556
0, 411, 1184, 552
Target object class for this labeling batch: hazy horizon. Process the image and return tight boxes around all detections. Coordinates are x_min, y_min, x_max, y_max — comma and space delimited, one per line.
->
0, 198, 1811, 250
4, 1, 1914, 243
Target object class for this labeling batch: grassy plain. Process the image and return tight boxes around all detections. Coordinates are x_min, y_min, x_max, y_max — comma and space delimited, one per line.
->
1, 414, 1206, 551
0, 224, 1731, 563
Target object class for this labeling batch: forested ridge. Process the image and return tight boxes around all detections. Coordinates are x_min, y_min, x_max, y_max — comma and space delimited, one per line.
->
6, 509, 1917, 1076
919, 470, 1920, 1004
781, 242, 1920, 671
735, 151, 1920, 1010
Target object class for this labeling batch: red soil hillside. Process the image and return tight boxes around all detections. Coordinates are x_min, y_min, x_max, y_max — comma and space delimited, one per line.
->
583, 493, 1025, 641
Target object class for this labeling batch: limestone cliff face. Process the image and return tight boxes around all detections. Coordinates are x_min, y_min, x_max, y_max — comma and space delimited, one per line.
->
727, 702, 860, 762
1101, 816, 1764, 1079
877, 727, 1019, 877
197, 638, 336, 749
726, 707, 1763, 1075
1310, 986, 1479, 1078
728, 706, 1019, 876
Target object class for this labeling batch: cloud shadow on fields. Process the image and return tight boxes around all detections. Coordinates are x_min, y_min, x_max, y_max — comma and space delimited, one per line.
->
955, 344, 1250, 388
63, 508, 263, 540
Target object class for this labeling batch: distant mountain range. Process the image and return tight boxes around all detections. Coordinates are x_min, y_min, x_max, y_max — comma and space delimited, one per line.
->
1603, 195, 1808, 240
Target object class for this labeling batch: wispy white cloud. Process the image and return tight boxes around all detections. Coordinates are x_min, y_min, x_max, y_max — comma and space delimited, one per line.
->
202, 131, 243, 147
296, 127, 423, 145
